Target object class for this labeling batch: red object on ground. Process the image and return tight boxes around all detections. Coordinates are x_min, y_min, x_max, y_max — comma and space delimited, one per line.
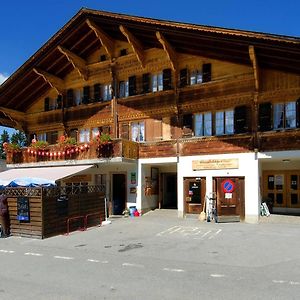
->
134, 210, 140, 217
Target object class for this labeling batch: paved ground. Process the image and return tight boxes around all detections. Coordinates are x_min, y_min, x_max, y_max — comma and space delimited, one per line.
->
0, 210, 300, 299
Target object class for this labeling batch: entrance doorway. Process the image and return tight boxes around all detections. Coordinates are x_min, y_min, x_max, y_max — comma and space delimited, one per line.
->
184, 177, 206, 214
214, 177, 245, 222
161, 173, 177, 209
112, 174, 126, 215
263, 171, 300, 212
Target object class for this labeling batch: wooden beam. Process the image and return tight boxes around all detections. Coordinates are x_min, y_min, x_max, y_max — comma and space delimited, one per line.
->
120, 25, 145, 69
57, 46, 88, 81
156, 31, 177, 71
0, 107, 25, 130
33, 68, 64, 95
249, 45, 259, 91
86, 19, 114, 59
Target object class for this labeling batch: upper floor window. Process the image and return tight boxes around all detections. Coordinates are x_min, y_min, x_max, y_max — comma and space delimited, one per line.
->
152, 73, 163, 92
79, 129, 90, 143
37, 133, 47, 142
103, 84, 112, 101
92, 127, 100, 139
100, 54, 107, 62
120, 48, 127, 56
273, 102, 296, 130
194, 112, 212, 136
131, 122, 145, 142
119, 80, 129, 98
190, 70, 203, 85
215, 110, 234, 135
74, 89, 82, 106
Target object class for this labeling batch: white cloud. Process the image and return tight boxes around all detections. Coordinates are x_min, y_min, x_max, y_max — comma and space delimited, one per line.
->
0, 73, 9, 85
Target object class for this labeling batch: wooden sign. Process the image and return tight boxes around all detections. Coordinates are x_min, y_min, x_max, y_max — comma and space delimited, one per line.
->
192, 159, 239, 170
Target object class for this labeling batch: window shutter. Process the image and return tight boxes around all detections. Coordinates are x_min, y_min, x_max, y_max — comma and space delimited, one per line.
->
153, 119, 162, 140
202, 63, 211, 83
82, 86, 90, 104
179, 69, 188, 87
182, 114, 193, 136
94, 84, 101, 102
297, 98, 300, 128
44, 97, 50, 111
258, 102, 272, 131
129, 76, 136, 96
66, 89, 74, 107
56, 95, 62, 109
142, 73, 150, 94
163, 68, 172, 90
234, 105, 248, 134
171, 116, 181, 139
120, 123, 129, 140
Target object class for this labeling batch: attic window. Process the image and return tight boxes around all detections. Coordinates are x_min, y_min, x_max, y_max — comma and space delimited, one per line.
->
120, 48, 127, 56
100, 55, 106, 62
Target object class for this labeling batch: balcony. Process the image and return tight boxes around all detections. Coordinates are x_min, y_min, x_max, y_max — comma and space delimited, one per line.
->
5, 139, 138, 165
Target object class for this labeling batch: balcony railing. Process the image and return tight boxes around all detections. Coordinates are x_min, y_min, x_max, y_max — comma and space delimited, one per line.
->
5, 139, 139, 165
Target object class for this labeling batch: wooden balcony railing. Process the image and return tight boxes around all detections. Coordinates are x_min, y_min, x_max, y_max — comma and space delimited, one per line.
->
6, 139, 139, 165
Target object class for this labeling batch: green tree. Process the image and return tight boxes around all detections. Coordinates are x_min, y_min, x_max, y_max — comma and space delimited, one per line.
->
11, 130, 27, 147
0, 130, 10, 159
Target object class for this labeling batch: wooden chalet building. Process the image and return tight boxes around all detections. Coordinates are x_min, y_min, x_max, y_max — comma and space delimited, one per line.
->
0, 8, 300, 224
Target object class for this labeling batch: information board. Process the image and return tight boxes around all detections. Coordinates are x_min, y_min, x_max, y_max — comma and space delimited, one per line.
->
17, 197, 30, 222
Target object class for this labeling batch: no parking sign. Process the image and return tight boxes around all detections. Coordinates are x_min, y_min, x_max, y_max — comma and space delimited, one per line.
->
221, 179, 235, 193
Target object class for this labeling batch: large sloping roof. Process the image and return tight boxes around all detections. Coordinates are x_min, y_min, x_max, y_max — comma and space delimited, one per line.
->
0, 8, 299, 113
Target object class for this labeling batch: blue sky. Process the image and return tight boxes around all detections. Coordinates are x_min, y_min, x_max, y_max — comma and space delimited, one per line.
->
0, 0, 299, 134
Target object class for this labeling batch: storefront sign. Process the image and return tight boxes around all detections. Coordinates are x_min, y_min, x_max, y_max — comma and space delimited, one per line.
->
192, 159, 239, 170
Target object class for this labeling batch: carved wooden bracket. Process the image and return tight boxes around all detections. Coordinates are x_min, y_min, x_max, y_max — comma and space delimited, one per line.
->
156, 31, 177, 71
33, 68, 64, 95
249, 45, 259, 91
57, 46, 88, 81
120, 25, 145, 69
0, 106, 25, 130
86, 19, 114, 60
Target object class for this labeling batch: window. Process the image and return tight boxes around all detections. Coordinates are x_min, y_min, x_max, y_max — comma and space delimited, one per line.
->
202, 63, 212, 83
179, 68, 188, 87
120, 48, 127, 56
79, 129, 90, 143
128, 76, 136, 96
82, 86, 90, 104
92, 127, 100, 139
46, 131, 58, 145
152, 73, 163, 92
273, 101, 296, 130
194, 112, 212, 136
119, 81, 129, 98
103, 84, 112, 101
37, 133, 47, 142
142, 73, 151, 93
190, 70, 202, 85
163, 68, 172, 90
44, 97, 50, 111
131, 122, 145, 142
56, 95, 62, 109
215, 110, 234, 135
94, 84, 101, 102
74, 89, 82, 106
66, 89, 74, 107
69, 129, 78, 142
100, 54, 106, 62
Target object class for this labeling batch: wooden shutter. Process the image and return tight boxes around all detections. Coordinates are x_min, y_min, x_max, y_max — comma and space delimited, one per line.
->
82, 86, 90, 104
163, 68, 172, 90
179, 69, 188, 87
297, 98, 300, 128
258, 102, 272, 131
44, 97, 50, 111
202, 63, 211, 83
153, 119, 162, 140
120, 123, 129, 140
142, 73, 150, 93
56, 95, 62, 109
129, 76, 136, 96
94, 84, 101, 102
182, 114, 193, 137
66, 89, 74, 107
234, 105, 248, 134
171, 116, 181, 139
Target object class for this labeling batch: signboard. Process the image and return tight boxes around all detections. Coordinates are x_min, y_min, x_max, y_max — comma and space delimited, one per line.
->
222, 179, 235, 193
17, 197, 30, 222
192, 159, 239, 170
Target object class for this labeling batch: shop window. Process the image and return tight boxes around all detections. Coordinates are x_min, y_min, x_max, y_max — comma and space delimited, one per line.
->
66, 89, 74, 107
202, 63, 211, 83
194, 112, 212, 136
152, 73, 163, 92
142, 73, 151, 94
291, 175, 298, 190
131, 122, 145, 142
102, 84, 112, 101
291, 194, 298, 205
234, 105, 248, 134
82, 86, 90, 104
276, 193, 283, 204
215, 109, 234, 135
163, 68, 172, 90
268, 176, 275, 190
273, 101, 296, 130
94, 84, 101, 102
119, 80, 129, 98
79, 129, 90, 143
259, 102, 272, 131
128, 76, 136, 96
179, 68, 188, 87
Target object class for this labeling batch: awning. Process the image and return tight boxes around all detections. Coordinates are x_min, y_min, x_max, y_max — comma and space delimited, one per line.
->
0, 165, 94, 187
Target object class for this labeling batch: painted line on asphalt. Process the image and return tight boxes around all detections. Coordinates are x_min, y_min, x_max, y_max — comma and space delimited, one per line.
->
122, 262, 145, 268
163, 268, 185, 273
208, 229, 222, 239
87, 259, 100, 263
156, 226, 180, 236
24, 252, 43, 256
194, 230, 212, 240
54, 256, 74, 260
289, 281, 300, 285
210, 274, 225, 278
0, 249, 15, 254
272, 280, 286, 284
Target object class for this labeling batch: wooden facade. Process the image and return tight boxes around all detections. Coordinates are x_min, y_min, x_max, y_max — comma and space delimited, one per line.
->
0, 8, 300, 221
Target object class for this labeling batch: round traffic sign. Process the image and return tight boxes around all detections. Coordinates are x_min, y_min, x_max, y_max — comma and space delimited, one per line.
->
221, 179, 235, 193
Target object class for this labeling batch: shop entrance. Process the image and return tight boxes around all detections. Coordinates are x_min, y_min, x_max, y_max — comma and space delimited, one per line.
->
161, 173, 177, 209
214, 177, 245, 222
263, 171, 300, 213
112, 174, 126, 215
184, 177, 206, 214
